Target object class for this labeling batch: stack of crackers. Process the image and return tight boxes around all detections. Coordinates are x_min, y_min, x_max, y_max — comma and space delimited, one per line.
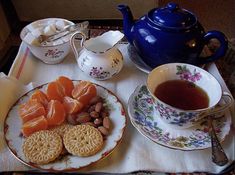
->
23, 124, 104, 164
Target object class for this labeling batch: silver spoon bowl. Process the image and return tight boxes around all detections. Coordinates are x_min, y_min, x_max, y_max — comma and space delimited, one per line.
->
39, 21, 89, 45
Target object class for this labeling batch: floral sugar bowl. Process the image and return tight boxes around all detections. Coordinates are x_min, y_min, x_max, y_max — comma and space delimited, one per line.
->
70, 31, 124, 80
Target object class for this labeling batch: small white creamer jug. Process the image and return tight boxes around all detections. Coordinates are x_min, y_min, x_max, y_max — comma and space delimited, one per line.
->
70, 30, 124, 80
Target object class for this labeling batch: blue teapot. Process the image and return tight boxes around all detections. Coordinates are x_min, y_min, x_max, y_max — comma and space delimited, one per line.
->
118, 3, 228, 68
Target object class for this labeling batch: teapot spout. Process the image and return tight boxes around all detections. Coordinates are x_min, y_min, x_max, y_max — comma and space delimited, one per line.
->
117, 4, 134, 44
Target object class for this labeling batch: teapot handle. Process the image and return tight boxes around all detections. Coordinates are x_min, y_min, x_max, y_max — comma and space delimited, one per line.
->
70, 31, 86, 59
199, 30, 228, 64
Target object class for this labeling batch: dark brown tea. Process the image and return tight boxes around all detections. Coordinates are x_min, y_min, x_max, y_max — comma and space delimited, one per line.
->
154, 80, 209, 110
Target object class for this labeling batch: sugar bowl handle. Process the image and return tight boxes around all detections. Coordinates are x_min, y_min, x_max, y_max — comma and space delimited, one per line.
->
70, 31, 86, 59
199, 92, 233, 119
209, 92, 233, 116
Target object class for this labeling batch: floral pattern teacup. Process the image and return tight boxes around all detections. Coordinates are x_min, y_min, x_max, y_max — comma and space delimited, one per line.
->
147, 63, 233, 128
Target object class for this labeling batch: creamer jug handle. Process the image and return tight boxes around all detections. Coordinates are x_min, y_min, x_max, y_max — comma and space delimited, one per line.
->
70, 31, 86, 59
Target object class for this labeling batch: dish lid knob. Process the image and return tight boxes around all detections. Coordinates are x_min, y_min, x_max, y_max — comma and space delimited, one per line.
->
148, 2, 197, 30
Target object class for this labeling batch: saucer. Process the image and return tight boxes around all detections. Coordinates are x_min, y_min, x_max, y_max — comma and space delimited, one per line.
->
126, 44, 208, 74
127, 44, 152, 73
128, 85, 231, 151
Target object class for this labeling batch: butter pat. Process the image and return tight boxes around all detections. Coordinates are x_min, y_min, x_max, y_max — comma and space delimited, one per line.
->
24, 32, 40, 46
47, 19, 56, 25
26, 23, 41, 32
55, 20, 67, 31
44, 24, 57, 36
31, 28, 43, 38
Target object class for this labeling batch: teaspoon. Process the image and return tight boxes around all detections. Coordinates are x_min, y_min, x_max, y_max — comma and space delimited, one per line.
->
208, 116, 228, 166
39, 21, 89, 44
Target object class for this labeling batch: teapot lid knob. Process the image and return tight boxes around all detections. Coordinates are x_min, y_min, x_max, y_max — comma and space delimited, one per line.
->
148, 2, 197, 30
167, 2, 179, 11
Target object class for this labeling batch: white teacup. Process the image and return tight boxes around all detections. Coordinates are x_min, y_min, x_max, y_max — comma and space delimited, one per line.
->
147, 63, 233, 128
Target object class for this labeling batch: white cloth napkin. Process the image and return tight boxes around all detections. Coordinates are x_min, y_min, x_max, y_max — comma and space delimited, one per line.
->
0, 73, 36, 171
1, 42, 234, 173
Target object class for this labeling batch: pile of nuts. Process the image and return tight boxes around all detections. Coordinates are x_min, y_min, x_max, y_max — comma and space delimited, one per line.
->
67, 96, 111, 137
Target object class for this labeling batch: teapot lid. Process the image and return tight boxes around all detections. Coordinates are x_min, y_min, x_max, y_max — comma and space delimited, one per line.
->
148, 2, 197, 30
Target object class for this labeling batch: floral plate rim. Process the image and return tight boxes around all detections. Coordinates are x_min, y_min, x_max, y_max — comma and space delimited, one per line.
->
4, 80, 127, 172
127, 84, 231, 151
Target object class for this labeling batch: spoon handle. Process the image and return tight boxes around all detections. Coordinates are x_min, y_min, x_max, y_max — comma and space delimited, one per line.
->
209, 117, 229, 166
40, 21, 89, 44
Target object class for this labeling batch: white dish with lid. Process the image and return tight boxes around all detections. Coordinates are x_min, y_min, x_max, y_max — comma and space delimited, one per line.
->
20, 18, 87, 64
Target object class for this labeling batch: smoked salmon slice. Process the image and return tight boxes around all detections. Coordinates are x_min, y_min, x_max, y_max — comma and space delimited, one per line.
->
56, 76, 74, 97
71, 81, 91, 99
30, 89, 49, 107
46, 100, 66, 126
76, 84, 97, 106
63, 96, 83, 114
19, 100, 46, 123
72, 81, 97, 106
46, 81, 65, 102
22, 115, 48, 137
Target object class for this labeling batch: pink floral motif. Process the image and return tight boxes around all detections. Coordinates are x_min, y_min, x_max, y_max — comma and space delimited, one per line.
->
128, 85, 228, 150
176, 65, 202, 82
146, 98, 153, 104
45, 49, 64, 58
89, 67, 110, 79
132, 85, 228, 149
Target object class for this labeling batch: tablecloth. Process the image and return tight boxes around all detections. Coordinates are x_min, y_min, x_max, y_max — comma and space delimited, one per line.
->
0, 42, 234, 174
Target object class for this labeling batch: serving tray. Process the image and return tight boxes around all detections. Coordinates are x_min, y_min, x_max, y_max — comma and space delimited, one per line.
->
2, 42, 235, 174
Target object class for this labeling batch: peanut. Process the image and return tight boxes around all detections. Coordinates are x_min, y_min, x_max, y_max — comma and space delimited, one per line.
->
101, 111, 109, 118
94, 118, 102, 125
73, 95, 112, 138
90, 111, 99, 118
98, 126, 109, 136
95, 102, 103, 113
103, 117, 111, 129
76, 112, 91, 123
87, 105, 96, 113
89, 96, 102, 105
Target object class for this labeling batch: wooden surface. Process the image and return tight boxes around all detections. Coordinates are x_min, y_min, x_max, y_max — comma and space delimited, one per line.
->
10, 0, 235, 39
0, 3, 10, 50
159, 0, 235, 39
11, 0, 158, 20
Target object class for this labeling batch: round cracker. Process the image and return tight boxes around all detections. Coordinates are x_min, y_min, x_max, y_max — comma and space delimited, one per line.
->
50, 123, 73, 137
63, 125, 103, 157
23, 130, 62, 164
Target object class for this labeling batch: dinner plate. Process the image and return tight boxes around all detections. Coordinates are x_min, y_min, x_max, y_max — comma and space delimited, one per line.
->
128, 85, 231, 151
4, 81, 127, 172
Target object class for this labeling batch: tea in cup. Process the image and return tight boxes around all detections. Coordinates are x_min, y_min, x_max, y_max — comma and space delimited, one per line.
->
147, 63, 233, 128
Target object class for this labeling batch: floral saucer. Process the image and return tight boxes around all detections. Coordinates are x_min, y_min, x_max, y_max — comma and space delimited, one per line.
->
127, 44, 152, 73
128, 85, 231, 151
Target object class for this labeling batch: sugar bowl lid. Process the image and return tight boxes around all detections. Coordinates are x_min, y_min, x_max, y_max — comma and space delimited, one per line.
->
148, 2, 197, 30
